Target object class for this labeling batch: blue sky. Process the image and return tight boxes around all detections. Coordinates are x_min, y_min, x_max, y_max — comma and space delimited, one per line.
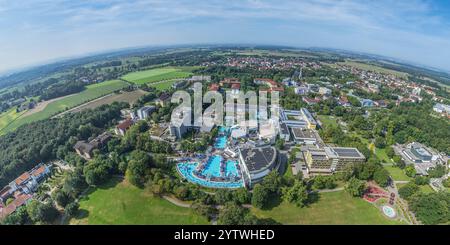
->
1, 0, 450, 73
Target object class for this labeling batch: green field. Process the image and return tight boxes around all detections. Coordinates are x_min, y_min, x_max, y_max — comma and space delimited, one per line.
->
374, 148, 392, 163
0, 108, 26, 132
121, 67, 195, 85
0, 80, 128, 134
149, 80, 179, 91
317, 115, 339, 128
251, 191, 403, 225
339, 61, 408, 79
384, 165, 412, 181
70, 178, 208, 225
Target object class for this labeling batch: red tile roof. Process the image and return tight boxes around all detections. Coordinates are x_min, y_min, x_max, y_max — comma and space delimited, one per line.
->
117, 119, 133, 131
231, 83, 241, 89
31, 165, 47, 177
14, 172, 30, 186
209, 83, 220, 91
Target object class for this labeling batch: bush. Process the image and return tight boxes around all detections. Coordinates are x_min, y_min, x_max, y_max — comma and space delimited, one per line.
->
404, 165, 416, 177
312, 176, 336, 190
345, 177, 366, 197
414, 176, 430, 186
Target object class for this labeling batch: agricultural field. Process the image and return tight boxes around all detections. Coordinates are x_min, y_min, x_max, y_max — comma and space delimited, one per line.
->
59, 89, 147, 115
121, 66, 195, 85
0, 80, 128, 134
338, 61, 409, 79
251, 191, 404, 225
0, 108, 26, 132
70, 178, 208, 225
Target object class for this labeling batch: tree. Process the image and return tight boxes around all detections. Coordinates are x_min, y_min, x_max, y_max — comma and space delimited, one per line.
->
126, 150, 151, 188
414, 176, 430, 186
404, 165, 416, 177
428, 165, 447, 178
443, 178, 450, 188
251, 184, 270, 209
312, 175, 336, 190
1, 206, 29, 225
217, 202, 259, 225
409, 192, 449, 225
261, 170, 282, 194
345, 177, 366, 197
26, 200, 59, 224
374, 137, 386, 149
398, 182, 419, 200
214, 189, 233, 205
386, 146, 395, 158
232, 188, 251, 205
373, 167, 390, 187
282, 180, 309, 207
64, 202, 80, 217
191, 201, 216, 221
55, 190, 73, 208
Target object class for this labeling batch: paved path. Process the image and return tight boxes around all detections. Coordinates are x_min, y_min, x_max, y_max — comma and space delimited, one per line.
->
162, 195, 192, 208
316, 187, 344, 193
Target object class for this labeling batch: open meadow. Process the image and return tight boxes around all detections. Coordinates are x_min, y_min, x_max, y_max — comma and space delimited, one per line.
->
251, 191, 404, 225
0, 79, 128, 134
70, 178, 209, 225
121, 66, 195, 85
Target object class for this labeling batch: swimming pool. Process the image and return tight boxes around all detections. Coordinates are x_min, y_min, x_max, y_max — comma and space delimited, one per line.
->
214, 136, 227, 149
177, 157, 243, 188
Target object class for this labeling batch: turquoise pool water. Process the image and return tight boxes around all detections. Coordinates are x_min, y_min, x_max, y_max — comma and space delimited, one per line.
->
177, 156, 243, 188
214, 136, 227, 149
214, 126, 229, 149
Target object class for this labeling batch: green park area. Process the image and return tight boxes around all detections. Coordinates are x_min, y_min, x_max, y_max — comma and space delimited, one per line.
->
0, 79, 128, 134
383, 164, 412, 182
251, 191, 404, 225
0, 108, 26, 132
121, 66, 195, 85
70, 178, 208, 225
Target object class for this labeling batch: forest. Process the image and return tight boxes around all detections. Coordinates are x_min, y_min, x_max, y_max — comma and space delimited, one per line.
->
0, 102, 127, 186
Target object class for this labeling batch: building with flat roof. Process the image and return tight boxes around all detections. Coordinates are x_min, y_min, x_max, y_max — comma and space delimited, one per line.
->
136, 106, 156, 120
291, 128, 317, 145
403, 142, 433, 163
305, 147, 365, 174
238, 146, 280, 186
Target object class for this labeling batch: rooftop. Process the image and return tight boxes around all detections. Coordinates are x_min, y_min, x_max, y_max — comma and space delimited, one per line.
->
240, 146, 277, 173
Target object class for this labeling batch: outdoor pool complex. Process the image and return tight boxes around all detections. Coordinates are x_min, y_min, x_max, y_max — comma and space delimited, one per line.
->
177, 158, 243, 188
177, 126, 244, 188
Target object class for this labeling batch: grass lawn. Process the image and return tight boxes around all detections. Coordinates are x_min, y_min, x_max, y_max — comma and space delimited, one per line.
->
121, 66, 195, 85
149, 80, 179, 91
317, 115, 339, 128
70, 178, 208, 225
251, 191, 404, 225
384, 165, 411, 181
0, 108, 26, 132
419, 185, 435, 194
374, 148, 392, 163
0, 80, 128, 134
